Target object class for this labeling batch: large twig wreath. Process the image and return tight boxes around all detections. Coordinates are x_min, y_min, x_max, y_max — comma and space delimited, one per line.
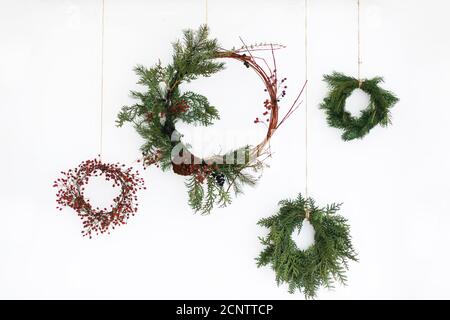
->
257, 193, 358, 299
117, 25, 306, 214
53, 158, 145, 238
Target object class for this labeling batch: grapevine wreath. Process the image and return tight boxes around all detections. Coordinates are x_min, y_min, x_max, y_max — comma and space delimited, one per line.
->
117, 25, 306, 214
257, 194, 357, 299
320, 72, 399, 141
53, 158, 145, 238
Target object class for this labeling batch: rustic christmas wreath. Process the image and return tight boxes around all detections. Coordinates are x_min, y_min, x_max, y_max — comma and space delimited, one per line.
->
117, 25, 306, 214
53, 158, 145, 238
256, 193, 357, 299
320, 72, 398, 141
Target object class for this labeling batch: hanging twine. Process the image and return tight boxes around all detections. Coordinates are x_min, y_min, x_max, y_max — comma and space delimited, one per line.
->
357, 0, 363, 88
99, 0, 105, 157
205, 0, 208, 26
304, 0, 310, 221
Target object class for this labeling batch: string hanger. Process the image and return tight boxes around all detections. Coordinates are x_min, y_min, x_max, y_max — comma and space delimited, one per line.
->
99, 0, 105, 157
304, 0, 310, 221
357, 0, 363, 88
205, 0, 208, 26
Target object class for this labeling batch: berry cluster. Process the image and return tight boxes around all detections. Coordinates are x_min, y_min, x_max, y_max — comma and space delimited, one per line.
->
190, 162, 226, 187
278, 77, 288, 99
53, 158, 145, 238
241, 54, 250, 68
192, 163, 215, 184
254, 75, 288, 125
170, 99, 190, 114
139, 150, 162, 169
254, 98, 274, 124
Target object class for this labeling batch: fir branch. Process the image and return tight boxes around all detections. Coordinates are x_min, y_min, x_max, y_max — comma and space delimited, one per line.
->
186, 176, 204, 212
172, 25, 225, 83
117, 25, 224, 166
183, 145, 263, 214
176, 91, 219, 126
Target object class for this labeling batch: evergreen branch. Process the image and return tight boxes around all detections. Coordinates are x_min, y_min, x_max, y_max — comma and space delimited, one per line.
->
176, 91, 219, 126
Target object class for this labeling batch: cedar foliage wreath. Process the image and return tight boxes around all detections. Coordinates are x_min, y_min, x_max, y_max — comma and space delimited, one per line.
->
257, 194, 357, 299
320, 72, 399, 141
117, 25, 305, 214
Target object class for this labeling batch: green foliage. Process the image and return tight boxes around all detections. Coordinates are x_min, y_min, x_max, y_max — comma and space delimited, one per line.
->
320, 72, 399, 141
116, 25, 224, 161
186, 146, 263, 215
186, 175, 205, 212
257, 193, 358, 299
177, 91, 219, 126
171, 25, 225, 81
116, 26, 220, 174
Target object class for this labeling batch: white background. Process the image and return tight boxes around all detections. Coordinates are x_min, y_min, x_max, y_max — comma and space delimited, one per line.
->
1, 0, 449, 299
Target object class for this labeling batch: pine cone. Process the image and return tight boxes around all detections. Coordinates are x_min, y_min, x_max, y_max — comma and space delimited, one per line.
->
212, 171, 225, 187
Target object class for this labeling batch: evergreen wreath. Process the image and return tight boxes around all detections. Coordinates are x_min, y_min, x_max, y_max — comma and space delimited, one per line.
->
53, 158, 145, 238
256, 193, 357, 299
320, 72, 399, 141
117, 25, 305, 214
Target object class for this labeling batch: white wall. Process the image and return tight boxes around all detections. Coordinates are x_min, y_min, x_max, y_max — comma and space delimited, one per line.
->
1, 0, 449, 299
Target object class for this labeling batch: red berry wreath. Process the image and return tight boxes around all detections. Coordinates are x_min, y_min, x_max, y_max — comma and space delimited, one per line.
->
53, 158, 145, 238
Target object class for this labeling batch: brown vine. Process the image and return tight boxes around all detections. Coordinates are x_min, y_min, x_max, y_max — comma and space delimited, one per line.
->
171, 44, 307, 176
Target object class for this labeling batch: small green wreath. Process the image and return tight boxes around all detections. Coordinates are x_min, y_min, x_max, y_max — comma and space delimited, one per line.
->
320, 72, 399, 141
256, 194, 357, 299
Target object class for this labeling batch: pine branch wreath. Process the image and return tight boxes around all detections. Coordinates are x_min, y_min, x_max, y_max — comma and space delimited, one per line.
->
256, 193, 357, 299
117, 25, 306, 214
320, 72, 399, 141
